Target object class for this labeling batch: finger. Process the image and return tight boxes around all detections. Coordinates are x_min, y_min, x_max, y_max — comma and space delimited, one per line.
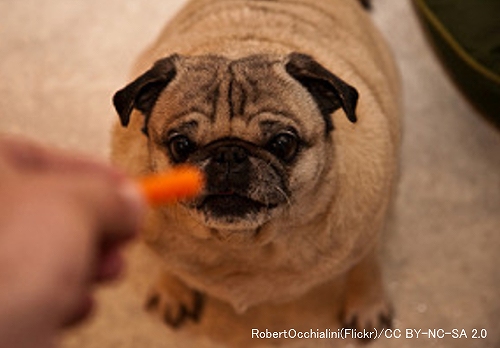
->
68, 174, 146, 244
0, 136, 68, 170
55, 175, 145, 327
0, 136, 126, 181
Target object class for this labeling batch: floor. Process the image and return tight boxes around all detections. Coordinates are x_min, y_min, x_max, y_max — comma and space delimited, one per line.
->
0, 0, 499, 347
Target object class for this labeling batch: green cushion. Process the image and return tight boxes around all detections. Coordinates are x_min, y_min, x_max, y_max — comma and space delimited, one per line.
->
413, 0, 500, 126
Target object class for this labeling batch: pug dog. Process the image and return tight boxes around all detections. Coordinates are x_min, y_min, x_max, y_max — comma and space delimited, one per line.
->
111, 0, 400, 334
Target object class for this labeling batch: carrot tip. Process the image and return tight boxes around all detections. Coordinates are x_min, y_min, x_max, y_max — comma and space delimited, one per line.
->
136, 166, 204, 206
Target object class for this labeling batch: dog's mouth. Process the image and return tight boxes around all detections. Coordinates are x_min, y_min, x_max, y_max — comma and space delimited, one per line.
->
196, 192, 278, 219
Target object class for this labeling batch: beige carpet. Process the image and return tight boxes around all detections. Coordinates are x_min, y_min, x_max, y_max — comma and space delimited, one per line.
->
1, 0, 499, 347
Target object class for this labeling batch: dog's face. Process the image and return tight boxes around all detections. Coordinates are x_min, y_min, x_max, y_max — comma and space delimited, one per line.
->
114, 53, 358, 231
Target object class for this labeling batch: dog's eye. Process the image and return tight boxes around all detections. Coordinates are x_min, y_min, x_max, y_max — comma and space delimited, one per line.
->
167, 134, 196, 163
267, 132, 299, 162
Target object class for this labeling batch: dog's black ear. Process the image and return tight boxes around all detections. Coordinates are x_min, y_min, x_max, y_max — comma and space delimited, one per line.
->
285, 53, 358, 132
113, 54, 178, 133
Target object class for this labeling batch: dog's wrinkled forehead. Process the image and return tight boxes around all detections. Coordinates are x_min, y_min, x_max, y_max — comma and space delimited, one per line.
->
113, 52, 358, 137
229, 56, 300, 120
160, 55, 228, 122
160, 55, 303, 128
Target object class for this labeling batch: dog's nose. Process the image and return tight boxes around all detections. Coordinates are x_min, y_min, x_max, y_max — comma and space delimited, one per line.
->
213, 146, 248, 166
206, 144, 251, 193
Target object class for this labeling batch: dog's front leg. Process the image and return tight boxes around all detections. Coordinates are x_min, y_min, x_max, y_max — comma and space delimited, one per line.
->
341, 248, 393, 336
145, 272, 204, 328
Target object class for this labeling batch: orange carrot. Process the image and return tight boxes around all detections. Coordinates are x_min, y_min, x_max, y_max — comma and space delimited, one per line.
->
136, 166, 204, 206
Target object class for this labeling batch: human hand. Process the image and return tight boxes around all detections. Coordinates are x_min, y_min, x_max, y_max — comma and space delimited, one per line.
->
0, 136, 145, 348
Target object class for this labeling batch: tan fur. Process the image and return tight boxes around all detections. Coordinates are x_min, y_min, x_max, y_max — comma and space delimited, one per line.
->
112, 0, 400, 331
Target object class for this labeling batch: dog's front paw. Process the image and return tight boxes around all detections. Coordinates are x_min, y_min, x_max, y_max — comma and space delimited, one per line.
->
340, 250, 393, 341
145, 273, 204, 328
341, 294, 393, 333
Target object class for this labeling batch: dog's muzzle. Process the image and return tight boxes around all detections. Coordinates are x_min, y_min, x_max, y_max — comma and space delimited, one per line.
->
189, 139, 285, 219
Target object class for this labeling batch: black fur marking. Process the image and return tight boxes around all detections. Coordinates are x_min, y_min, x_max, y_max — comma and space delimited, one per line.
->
228, 77, 236, 120
359, 0, 372, 10
113, 55, 178, 135
285, 53, 359, 133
